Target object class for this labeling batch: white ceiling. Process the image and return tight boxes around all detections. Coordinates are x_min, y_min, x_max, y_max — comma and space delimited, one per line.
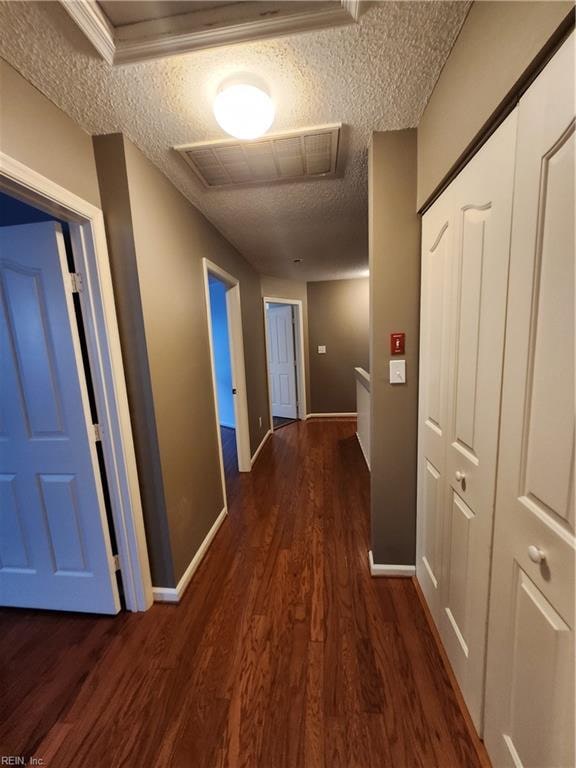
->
0, 1, 469, 281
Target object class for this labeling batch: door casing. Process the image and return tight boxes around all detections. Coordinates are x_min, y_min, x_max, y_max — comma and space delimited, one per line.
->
202, 258, 252, 496
263, 296, 307, 428
0, 151, 153, 612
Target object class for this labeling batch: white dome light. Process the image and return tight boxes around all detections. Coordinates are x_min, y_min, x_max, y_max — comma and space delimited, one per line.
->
213, 81, 275, 140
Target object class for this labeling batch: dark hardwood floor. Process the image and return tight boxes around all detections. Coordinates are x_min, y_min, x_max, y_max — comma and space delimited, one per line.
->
0, 420, 488, 767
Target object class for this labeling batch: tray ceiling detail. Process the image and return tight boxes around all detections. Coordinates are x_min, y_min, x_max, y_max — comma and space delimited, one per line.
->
59, 0, 361, 65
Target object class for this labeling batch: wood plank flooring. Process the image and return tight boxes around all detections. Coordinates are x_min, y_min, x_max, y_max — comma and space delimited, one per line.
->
0, 420, 488, 767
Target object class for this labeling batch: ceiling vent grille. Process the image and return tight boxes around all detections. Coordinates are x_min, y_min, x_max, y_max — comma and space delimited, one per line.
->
175, 124, 341, 188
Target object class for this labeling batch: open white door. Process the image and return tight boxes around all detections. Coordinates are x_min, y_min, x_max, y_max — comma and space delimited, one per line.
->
0, 222, 121, 614
267, 303, 297, 420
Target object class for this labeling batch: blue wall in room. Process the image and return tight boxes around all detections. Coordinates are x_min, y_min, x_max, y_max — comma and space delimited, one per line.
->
209, 277, 235, 428
0, 192, 56, 226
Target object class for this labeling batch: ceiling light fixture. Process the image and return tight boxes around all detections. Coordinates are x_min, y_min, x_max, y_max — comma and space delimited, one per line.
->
213, 75, 275, 140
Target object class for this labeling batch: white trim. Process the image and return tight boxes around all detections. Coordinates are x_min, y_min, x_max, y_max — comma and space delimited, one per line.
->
60, 0, 358, 66
263, 296, 307, 428
60, 0, 115, 64
354, 366, 370, 391
153, 507, 227, 603
306, 412, 357, 419
369, 551, 415, 577
356, 432, 370, 470
251, 429, 272, 467
0, 152, 153, 612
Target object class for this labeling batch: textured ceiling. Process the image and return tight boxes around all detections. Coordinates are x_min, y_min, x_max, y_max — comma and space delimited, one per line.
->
0, 1, 469, 280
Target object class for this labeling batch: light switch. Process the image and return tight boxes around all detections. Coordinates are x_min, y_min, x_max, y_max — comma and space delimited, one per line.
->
318, 345, 326, 354
389, 359, 406, 384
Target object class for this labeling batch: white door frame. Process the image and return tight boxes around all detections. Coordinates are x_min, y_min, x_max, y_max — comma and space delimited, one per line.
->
0, 152, 153, 612
202, 259, 251, 492
263, 297, 307, 428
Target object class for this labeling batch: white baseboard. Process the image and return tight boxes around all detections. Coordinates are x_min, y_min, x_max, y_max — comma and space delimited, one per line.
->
251, 429, 272, 467
153, 507, 227, 603
369, 550, 415, 577
355, 432, 370, 470
306, 412, 357, 419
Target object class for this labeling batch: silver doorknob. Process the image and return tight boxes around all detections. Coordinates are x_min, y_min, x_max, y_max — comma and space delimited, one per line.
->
528, 545, 546, 564
455, 471, 466, 483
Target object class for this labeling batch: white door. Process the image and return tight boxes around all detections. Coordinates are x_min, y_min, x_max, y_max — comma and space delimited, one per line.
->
484, 34, 575, 768
267, 304, 297, 420
0, 222, 121, 614
416, 186, 454, 620
439, 113, 517, 732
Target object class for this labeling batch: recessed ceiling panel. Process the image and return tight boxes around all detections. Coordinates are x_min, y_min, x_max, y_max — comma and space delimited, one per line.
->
176, 125, 341, 188
98, 2, 236, 27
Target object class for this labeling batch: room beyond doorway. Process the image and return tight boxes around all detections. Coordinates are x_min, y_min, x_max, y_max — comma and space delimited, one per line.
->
203, 258, 252, 517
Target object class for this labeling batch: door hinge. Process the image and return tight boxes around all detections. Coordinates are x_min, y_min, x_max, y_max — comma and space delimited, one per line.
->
69, 272, 84, 293
113, 554, 120, 572
93, 423, 102, 441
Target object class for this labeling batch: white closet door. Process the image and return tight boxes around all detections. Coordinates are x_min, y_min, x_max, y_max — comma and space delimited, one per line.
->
485, 33, 575, 768
416, 186, 454, 620
440, 112, 517, 732
0, 222, 120, 614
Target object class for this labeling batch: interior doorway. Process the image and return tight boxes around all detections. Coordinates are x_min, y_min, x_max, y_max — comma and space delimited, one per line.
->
263, 297, 307, 430
208, 274, 238, 486
0, 164, 151, 614
203, 259, 251, 507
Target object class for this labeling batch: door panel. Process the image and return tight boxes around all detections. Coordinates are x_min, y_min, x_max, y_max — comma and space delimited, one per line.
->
485, 33, 575, 768
267, 304, 297, 420
416, 190, 454, 617
440, 113, 517, 732
500, 565, 573, 768
0, 222, 120, 614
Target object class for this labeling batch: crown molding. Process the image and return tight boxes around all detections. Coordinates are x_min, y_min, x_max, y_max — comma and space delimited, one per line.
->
59, 0, 363, 66
60, 0, 115, 65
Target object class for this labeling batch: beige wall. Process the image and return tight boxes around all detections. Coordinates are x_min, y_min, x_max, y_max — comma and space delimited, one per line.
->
260, 275, 310, 412
93, 135, 174, 586
307, 278, 369, 414
417, 1, 573, 208
369, 130, 420, 565
0, 60, 101, 207
95, 135, 270, 585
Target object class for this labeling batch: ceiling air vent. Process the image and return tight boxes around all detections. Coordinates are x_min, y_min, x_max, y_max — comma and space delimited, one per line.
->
175, 124, 341, 189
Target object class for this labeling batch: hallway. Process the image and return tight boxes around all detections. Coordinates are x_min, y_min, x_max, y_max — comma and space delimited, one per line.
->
0, 421, 486, 767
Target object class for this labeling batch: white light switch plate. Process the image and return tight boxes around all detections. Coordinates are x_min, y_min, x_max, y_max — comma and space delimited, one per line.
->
389, 359, 406, 384
318, 345, 326, 354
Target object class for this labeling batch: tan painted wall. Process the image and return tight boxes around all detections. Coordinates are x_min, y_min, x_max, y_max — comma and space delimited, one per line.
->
95, 135, 270, 585
93, 135, 174, 587
0, 60, 101, 207
417, 0, 573, 208
369, 130, 420, 565
260, 275, 310, 412
307, 278, 369, 414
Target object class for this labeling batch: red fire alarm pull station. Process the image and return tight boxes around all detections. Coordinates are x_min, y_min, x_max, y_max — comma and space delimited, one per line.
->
390, 332, 405, 355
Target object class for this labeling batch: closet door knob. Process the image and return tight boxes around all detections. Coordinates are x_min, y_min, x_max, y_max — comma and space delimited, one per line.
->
528, 545, 546, 564
455, 471, 466, 483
